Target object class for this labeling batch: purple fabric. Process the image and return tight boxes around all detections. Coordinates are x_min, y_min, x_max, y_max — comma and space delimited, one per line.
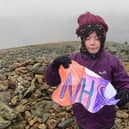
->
45, 50, 129, 129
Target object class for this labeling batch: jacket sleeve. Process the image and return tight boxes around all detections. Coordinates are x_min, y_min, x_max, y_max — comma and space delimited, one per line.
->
111, 56, 129, 91
45, 63, 61, 86
44, 53, 77, 86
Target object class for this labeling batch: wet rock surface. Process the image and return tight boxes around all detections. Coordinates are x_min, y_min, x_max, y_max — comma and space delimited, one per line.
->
0, 41, 129, 129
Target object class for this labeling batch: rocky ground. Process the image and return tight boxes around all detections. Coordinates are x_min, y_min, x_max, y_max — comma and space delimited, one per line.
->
0, 41, 129, 129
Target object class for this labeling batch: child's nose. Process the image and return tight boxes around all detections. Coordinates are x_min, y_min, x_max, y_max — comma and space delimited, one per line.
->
90, 38, 96, 44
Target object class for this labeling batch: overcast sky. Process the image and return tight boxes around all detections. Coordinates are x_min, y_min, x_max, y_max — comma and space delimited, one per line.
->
0, 0, 129, 49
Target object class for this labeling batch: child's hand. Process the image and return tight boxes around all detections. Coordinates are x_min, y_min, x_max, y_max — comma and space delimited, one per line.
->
52, 55, 71, 71
115, 90, 129, 108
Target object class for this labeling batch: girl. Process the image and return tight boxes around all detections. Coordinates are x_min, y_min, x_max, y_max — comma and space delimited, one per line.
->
45, 12, 129, 129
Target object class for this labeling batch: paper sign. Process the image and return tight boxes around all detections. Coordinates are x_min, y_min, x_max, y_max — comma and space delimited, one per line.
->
52, 60, 119, 113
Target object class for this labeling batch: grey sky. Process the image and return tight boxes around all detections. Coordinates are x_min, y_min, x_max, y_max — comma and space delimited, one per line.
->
1, 0, 129, 16
0, 0, 129, 49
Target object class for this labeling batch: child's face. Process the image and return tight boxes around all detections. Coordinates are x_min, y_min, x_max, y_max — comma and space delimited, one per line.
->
84, 32, 101, 54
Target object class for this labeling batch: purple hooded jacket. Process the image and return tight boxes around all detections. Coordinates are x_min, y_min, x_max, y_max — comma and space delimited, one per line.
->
45, 50, 129, 129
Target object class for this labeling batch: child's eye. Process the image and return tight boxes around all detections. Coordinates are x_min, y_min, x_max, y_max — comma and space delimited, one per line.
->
95, 38, 99, 40
94, 36, 99, 40
86, 37, 90, 40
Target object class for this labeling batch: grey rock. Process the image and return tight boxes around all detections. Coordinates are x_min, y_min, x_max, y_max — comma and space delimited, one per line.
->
0, 102, 17, 120
0, 117, 11, 129
31, 101, 53, 117
0, 91, 12, 103
0, 80, 9, 91
58, 118, 73, 128
42, 113, 50, 123
23, 84, 35, 98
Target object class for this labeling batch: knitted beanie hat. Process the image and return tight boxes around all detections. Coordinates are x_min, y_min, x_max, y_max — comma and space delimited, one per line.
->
76, 12, 108, 36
